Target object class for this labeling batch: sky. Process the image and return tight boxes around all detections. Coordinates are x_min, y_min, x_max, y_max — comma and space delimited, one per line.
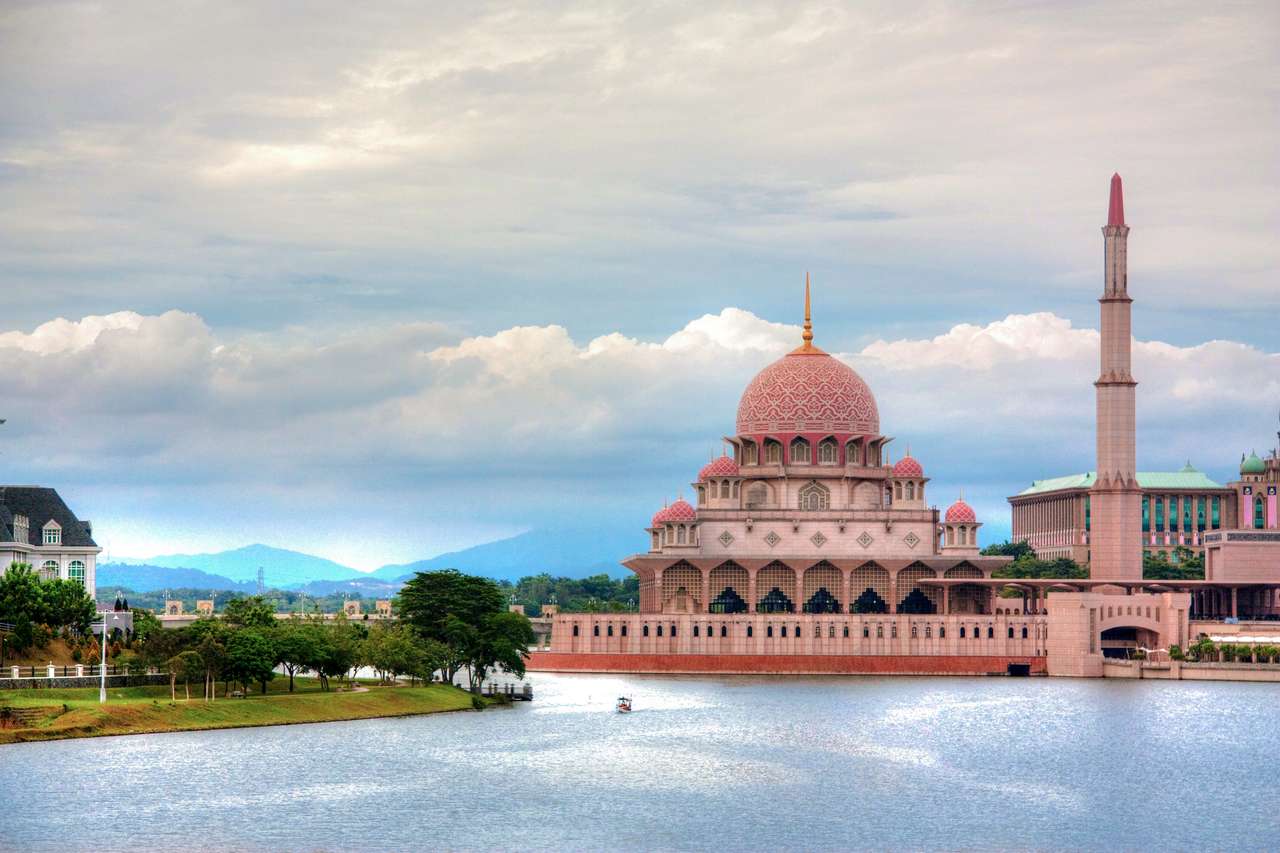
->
0, 1, 1277, 570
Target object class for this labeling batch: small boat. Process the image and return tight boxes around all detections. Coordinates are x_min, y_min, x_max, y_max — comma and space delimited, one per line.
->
616, 696, 632, 714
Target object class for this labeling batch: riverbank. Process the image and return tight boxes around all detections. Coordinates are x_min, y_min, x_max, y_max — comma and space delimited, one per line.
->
0, 680, 479, 744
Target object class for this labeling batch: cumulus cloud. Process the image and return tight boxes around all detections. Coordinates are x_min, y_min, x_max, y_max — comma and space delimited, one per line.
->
1, 306, 1275, 566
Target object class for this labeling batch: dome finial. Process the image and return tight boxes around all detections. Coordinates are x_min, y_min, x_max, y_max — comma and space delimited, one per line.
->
789, 272, 825, 354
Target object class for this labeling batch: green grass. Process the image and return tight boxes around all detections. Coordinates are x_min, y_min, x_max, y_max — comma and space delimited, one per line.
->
0, 678, 479, 743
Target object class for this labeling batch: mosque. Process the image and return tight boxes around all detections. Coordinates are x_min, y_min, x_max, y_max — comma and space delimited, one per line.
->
528, 175, 1280, 677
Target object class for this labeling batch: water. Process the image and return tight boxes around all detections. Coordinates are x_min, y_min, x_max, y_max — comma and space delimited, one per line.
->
3, 674, 1280, 852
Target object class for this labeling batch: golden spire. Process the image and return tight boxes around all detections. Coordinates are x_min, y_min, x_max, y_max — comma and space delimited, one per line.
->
791, 271, 825, 354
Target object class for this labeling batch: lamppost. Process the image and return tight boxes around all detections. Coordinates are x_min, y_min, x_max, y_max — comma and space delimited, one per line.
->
97, 611, 122, 703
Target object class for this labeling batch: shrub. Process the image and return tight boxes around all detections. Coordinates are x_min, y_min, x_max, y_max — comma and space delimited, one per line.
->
470, 694, 485, 711
1168, 644, 1185, 661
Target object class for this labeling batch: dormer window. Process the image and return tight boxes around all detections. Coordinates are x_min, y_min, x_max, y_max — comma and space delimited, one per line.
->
43, 520, 62, 545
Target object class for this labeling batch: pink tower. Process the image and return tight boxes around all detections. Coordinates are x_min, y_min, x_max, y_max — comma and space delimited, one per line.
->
1090, 173, 1143, 581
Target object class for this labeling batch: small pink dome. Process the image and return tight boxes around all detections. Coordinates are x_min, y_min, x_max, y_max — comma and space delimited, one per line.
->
945, 499, 977, 524
699, 455, 740, 481
651, 498, 697, 526
892, 455, 923, 478
665, 498, 696, 522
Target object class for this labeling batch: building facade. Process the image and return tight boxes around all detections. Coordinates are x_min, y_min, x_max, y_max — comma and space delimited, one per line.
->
530, 174, 1280, 678
0, 486, 101, 597
1009, 467, 1235, 563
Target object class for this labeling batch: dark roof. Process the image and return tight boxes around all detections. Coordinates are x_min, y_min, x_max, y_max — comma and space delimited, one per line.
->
0, 486, 97, 547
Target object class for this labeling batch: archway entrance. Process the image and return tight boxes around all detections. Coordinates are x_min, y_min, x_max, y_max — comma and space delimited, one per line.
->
1099, 626, 1160, 659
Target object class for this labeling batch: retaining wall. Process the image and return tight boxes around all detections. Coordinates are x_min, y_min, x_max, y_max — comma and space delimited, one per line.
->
0, 674, 168, 691
526, 652, 1046, 676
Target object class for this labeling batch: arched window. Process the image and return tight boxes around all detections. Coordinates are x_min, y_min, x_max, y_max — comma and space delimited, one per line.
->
1256, 496, 1266, 529
696, 486, 706, 505
987, 626, 994, 638
651, 532, 660, 551
1008, 626, 1014, 639
746, 625, 753, 638
1021, 626, 1028, 639
572, 625, 580, 637
764, 440, 782, 464
720, 481, 730, 499
767, 625, 774, 638
677, 525, 686, 544
746, 482, 769, 509
621, 625, 628, 637
960, 626, 966, 638
693, 624, 699, 637
643, 624, 650, 637
845, 441, 860, 465
593, 624, 600, 636
781, 625, 787, 638
68, 561, 85, 585
798, 481, 830, 511
910, 624, 918, 639
895, 482, 903, 500
657, 625, 663, 637
818, 438, 838, 465
925, 625, 932, 638
939, 626, 945, 638
606, 625, 613, 637
732, 481, 740, 498
789, 437, 810, 465
40, 560, 59, 581
720, 624, 727, 638
742, 441, 759, 465
906, 481, 915, 500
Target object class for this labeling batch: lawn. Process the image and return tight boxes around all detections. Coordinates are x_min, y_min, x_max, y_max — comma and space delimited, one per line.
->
0, 678, 479, 743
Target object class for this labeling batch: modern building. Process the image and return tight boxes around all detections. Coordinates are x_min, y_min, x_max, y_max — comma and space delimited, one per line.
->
0, 486, 101, 597
1009, 466, 1234, 563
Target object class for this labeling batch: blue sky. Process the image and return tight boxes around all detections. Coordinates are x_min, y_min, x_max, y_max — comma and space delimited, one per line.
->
0, 1, 1277, 569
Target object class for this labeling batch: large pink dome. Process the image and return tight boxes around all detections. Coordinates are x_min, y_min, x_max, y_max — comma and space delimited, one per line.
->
736, 352, 879, 436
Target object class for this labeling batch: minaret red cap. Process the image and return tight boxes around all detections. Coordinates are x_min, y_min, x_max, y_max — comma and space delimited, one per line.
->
1107, 172, 1125, 226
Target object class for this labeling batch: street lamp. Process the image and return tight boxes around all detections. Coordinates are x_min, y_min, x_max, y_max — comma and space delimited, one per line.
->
97, 612, 122, 703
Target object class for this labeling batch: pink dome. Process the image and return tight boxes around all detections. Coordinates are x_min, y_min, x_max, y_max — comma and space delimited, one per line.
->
651, 498, 696, 526
699, 455, 740, 480
892, 455, 923, 478
665, 498, 696, 522
736, 351, 879, 436
945, 499, 977, 524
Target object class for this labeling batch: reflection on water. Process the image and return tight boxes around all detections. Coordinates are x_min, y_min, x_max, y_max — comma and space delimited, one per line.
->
4, 674, 1280, 852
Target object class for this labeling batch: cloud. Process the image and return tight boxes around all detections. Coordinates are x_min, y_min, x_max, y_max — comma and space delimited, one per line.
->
0, 2, 1276, 337
1, 305, 1275, 566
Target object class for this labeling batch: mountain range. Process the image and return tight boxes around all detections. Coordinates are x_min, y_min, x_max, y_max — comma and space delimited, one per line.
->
104, 527, 640, 593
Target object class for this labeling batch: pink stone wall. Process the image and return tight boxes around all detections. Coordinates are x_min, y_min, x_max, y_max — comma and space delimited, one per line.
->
527, 651, 1046, 676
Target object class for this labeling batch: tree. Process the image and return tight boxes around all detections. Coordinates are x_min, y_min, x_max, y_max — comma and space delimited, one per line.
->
272, 620, 322, 692
360, 623, 426, 685
41, 579, 95, 634
993, 556, 1087, 580
397, 570, 505, 683
223, 596, 276, 628
166, 650, 204, 701
451, 611, 536, 693
1143, 548, 1204, 580
130, 608, 163, 644
190, 622, 229, 701
224, 630, 276, 695
980, 540, 1036, 559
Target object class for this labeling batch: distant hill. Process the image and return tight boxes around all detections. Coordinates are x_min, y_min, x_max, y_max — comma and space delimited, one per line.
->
97, 563, 257, 593
373, 527, 639, 583
111, 544, 364, 587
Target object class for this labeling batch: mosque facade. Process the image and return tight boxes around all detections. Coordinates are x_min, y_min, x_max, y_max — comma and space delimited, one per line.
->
528, 175, 1280, 677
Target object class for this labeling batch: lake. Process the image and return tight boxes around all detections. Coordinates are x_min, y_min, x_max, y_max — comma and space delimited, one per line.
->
3, 674, 1279, 851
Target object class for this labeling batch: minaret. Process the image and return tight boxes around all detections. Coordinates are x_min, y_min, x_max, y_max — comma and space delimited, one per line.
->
1090, 173, 1142, 581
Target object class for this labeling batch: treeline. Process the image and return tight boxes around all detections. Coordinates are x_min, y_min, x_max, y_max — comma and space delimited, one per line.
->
498, 573, 640, 614
123, 569, 534, 700
0, 563, 97, 652
981, 540, 1206, 581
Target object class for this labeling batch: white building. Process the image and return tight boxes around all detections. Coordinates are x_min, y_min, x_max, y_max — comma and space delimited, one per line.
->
0, 486, 101, 598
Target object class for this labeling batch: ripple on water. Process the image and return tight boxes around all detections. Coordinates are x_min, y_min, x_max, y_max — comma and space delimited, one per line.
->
3, 674, 1280, 852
